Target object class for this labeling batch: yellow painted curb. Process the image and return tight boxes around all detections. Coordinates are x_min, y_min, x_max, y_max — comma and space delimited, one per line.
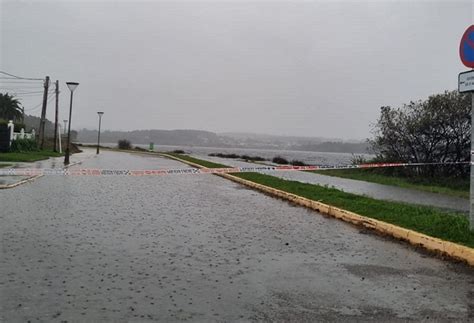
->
0, 174, 43, 189
162, 153, 474, 266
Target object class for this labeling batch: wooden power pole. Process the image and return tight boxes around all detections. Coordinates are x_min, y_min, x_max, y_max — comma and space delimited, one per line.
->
53, 80, 59, 152
38, 76, 50, 149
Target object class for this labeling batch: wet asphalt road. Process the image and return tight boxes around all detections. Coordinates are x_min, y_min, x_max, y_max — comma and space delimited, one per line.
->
0, 150, 473, 322
197, 155, 469, 213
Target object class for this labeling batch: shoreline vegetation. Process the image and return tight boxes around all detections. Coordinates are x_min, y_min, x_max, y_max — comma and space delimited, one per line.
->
84, 144, 469, 199
181, 149, 469, 199
165, 153, 474, 249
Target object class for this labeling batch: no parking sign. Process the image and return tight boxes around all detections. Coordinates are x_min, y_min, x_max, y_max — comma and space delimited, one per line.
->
459, 25, 474, 93
460, 25, 474, 68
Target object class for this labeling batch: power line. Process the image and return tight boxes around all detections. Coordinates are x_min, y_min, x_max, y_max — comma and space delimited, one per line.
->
24, 92, 55, 112
11, 91, 45, 95
0, 70, 44, 81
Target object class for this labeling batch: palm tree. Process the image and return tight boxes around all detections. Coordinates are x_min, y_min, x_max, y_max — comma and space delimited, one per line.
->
0, 93, 23, 121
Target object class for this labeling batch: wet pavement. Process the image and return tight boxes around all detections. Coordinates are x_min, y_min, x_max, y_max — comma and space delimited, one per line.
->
196, 155, 469, 213
0, 151, 94, 187
1, 149, 473, 322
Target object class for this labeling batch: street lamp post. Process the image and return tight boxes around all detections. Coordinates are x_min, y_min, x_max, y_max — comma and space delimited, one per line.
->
64, 82, 79, 165
96, 112, 104, 154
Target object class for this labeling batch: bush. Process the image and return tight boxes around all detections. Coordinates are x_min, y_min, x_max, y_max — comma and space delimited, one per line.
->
250, 156, 266, 161
241, 155, 266, 162
272, 156, 289, 164
173, 150, 185, 154
10, 139, 38, 152
118, 139, 131, 150
208, 153, 239, 158
350, 154, 368, 165
290, 160, 307, 166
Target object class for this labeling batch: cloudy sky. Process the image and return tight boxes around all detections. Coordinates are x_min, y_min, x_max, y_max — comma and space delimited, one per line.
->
0, 0, 472, 140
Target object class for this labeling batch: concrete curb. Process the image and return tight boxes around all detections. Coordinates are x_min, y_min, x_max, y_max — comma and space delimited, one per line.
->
162, 153, 474, 266
0, 159, 83, 190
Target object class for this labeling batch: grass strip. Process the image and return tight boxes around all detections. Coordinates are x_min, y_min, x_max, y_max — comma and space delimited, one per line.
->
0, 150, 63, 162
165, 153, 228, 168
0, 163, 13, 168
172, 154, 474, 248
311, 169, 469, 199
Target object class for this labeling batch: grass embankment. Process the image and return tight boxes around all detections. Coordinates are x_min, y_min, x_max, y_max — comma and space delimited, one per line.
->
170, 154, 474, 248
0, 150, 63, 162
165, 153, 228, 168
312, 169, 469, 199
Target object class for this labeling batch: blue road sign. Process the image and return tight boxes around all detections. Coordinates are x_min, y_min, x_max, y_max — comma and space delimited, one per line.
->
460, 25, 474, 68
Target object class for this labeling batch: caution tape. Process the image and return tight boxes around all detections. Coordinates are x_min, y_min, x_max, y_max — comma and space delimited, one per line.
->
0, 161, 469, 176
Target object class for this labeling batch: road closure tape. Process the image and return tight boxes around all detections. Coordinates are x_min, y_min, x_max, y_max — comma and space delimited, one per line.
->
0, 161, 469, 176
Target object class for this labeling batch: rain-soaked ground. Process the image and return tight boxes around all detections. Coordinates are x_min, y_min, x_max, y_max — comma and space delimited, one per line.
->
0, 151, 95, 187
0, 149, 473, 322
197, 155, 469, 213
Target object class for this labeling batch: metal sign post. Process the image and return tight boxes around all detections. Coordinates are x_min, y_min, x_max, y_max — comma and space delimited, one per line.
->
459, 25, 474, 230
471, 91, 474, 231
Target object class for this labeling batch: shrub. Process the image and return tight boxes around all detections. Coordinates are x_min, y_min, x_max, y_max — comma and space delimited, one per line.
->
351, 154, 368, 165
208, 153, 239, 158
10, 138, 38, 152
173, 150, 185, 154
250, 156, 266, 161
118, 139, 132, 150
272, 156, 289, 164
291, 160, 307, 166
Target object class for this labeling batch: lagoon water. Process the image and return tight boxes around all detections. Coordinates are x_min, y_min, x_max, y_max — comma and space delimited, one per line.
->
96, 143, 373, 166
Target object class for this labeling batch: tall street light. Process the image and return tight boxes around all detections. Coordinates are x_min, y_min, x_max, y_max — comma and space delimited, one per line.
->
64, 82, 79, 165
96, 112, 104, 154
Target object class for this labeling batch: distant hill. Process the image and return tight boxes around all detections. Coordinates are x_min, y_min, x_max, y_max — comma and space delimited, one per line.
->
77, 128, 370, 154
23, 114, 55, 134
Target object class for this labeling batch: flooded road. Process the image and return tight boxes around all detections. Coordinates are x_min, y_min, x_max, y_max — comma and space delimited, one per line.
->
1, 150, 473, 322
198, 155, 469, 213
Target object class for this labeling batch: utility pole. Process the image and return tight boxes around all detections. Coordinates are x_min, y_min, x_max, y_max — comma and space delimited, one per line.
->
38, 76, 50, 149
53, 80, 59, 152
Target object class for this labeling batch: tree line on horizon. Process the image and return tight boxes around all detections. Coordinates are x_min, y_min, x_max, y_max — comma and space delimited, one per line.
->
2, 90, 472, 168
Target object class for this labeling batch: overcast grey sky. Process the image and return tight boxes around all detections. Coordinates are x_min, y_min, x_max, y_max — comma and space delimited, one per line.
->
0, 0, 472, 140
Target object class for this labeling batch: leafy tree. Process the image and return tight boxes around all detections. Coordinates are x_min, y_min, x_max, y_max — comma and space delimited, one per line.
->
370, 91, 470, 177
0, 93, 23, 121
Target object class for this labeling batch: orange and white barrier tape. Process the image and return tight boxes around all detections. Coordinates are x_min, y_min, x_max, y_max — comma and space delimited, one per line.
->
0, 161, 469, 176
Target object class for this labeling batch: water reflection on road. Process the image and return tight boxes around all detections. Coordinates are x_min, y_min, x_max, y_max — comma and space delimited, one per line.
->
0, 150, 472, 321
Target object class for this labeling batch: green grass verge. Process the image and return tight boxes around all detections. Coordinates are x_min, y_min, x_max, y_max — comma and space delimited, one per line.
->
0, 163, 13, 168
0, 150, 63, 162
165, 153, 228, 168
171, 154, 474, 248
311, 169, 469, 199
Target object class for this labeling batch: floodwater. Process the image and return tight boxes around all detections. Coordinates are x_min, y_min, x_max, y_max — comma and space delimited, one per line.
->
198, 155, 470, 213
0, 150, 472, 321
96, 142, 373, 165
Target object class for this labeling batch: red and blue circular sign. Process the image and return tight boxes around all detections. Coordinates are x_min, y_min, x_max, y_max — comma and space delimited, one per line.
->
460, 25, 474, 68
